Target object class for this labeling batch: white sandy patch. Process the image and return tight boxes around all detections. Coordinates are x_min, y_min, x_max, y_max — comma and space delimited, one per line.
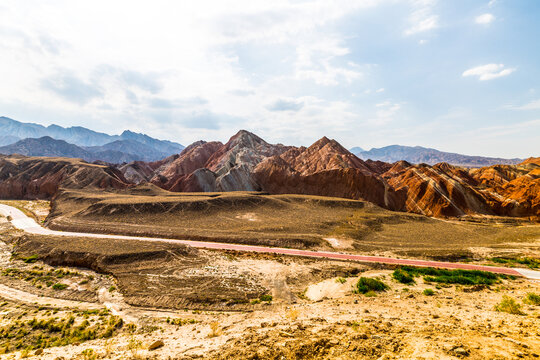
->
323, 237, 354, 249
235, 213, 259, 221
304, 277, 355, 301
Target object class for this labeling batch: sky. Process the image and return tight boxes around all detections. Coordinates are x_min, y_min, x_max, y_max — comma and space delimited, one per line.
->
0, 0, 539, 158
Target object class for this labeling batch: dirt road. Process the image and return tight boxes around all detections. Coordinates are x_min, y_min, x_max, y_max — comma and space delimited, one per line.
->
1, 204, 538, 280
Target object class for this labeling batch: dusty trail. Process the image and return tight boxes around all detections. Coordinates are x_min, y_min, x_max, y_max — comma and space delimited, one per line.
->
1, 204, 539, 280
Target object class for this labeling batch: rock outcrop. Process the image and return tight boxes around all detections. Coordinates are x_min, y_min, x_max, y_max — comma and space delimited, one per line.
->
148, 131, 290, 192
0, 155, 131, 199
253, 137, 406, 210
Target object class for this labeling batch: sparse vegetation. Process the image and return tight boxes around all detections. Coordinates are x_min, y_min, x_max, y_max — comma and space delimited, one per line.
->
1, 266, 91, 289
491, 257, 540, 269
0, 313, 124, 354
127, 336, 143, 359
22, 254, 39, 263
394, 266, 508, 286
423, 288, 435, 296
335, 277, 346, 284
364, 290, 377, 297
52, 283, 68, 290
259, 294, 273, 302
524, 293, 540, 306
354, 277, 388, 294
166, 318, 198, 326
80, 348, 97, 360
495, 296, 524, 315
208, 321, 221, 338
392, 269, 415, 284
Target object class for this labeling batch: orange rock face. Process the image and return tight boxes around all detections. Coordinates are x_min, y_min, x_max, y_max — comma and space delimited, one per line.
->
253, 137, 407, 210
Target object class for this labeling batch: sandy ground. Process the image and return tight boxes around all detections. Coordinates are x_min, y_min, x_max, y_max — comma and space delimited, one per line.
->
0, 201, 539, 359
0, 267, 537, 359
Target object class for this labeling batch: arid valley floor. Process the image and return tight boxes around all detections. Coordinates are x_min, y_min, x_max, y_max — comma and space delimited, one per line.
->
0, 197, 538, 359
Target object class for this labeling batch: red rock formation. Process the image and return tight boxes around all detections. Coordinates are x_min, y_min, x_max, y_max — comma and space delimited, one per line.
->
157, 131, 292, 192
7, 130, 538, 221
150, 141, 223, 190
382, 162, 492, 217
253, 137, 407, 210
0, 155, 131, 199
469, 160, 540, 218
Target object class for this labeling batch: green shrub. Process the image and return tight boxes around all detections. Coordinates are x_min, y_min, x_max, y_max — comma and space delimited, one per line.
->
354, 277, 388, 294
392, 269, 415, 284
259, 294, 273, 302
524, 293, 540, 306
23, 255, 39, 264
491, 257, 539, 269
396, 266, 505, 286
52, 283, 68, 291
423, 288, 435, 296
80, 348, 96, 360
495, 296, 524, 315
335, 277, 346, 284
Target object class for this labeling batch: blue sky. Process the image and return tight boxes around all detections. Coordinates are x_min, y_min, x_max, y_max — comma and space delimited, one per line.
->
0, 0, 539, 157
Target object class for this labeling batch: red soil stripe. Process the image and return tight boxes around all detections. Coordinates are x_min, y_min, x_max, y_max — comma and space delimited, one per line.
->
172, 239, 522, 277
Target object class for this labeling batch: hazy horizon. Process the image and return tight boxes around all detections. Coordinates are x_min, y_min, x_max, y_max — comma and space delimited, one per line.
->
1, 0, 539, 158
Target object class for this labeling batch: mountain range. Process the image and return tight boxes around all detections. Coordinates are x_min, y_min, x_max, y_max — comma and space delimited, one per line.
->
1, 130, 538, 220
353, 145, 522, 167
1, 116, 527, 168
117, 130, 539, 220
0, 116, 184, 162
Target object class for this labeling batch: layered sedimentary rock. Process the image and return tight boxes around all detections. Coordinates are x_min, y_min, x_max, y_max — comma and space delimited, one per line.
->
253, 137, 406, 210
381, 162, 492, 217
0, 155, 130, 199
149, 131, 290, 192
469, 158, 540, 218
4, 130, 538, 221
114, 132, 539, 220
150, 141, 223, 191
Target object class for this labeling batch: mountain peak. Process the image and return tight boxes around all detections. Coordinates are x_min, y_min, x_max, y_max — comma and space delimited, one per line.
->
309, 136, 349, 154
227, 130, 267, 148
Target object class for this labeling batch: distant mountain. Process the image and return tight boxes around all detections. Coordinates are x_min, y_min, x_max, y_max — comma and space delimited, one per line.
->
349, 146, 364, 154
0, 136, 90, 158
353, 145, 522, 167
0, 116, 184, 156
84, 139, 170, 162
0, 137, 141, 164
0, 135, 20, 146
119, 130, 182, 155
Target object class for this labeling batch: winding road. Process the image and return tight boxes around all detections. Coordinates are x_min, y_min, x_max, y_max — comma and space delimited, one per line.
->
1, 204, 539, 280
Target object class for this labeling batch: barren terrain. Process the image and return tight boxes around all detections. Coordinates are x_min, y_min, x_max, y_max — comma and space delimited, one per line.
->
0, 199, 539, 359
48, 186, 540, 261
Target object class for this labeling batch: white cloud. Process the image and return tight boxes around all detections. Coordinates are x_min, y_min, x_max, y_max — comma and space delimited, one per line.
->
507, 99, 540, 111
462, 64, 516, 81
0, 0, 386, 144
404, 0, 439, 36
294, 37, 363, 86
475, 13, 495, 25
376, 88, 385, 93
